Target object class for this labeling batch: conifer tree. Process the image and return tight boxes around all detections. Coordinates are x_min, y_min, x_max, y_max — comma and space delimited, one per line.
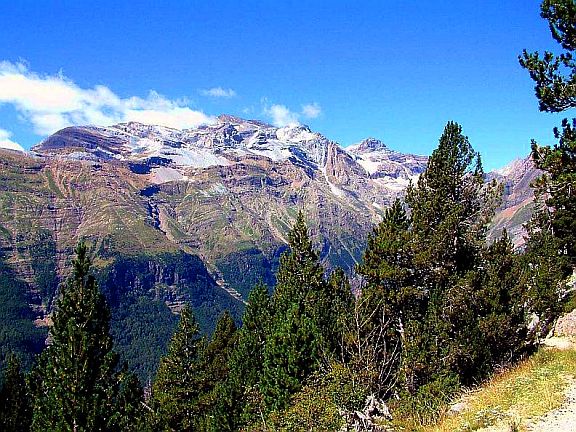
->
357, 199, 420, 326
151, 304, 203, 431
406, 122, 491, 286
113, 369, 147, 432
212, 283, 271, 431
531, 119, 576, 265
196, 311, 237, 430
522, 208, 570, 337
355, 199, 418, 396
402, 122, 499, 391
520, 0, 576, 112
0, 354, 32, 432
521, 0, 576, 266
31, 242, 123, 432
478, 230, 528, 363
326, 267, 354, 359
261, 212, 329, 412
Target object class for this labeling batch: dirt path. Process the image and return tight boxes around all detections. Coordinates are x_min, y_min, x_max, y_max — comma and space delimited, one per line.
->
526, 379, 576, 432
475, 336, 576, 432
525, 337, 576, 432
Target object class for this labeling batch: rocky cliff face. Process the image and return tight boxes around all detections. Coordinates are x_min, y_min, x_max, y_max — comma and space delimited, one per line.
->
487, 156, 541, 246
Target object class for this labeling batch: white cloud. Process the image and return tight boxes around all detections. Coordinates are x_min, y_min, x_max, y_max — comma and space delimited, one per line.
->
302, 102, 321, 119
0, 128, 25, 152
264, 104, 300, 127
263, 102, 322, 127
200, 87, 237, 98
0, 61, 215, 135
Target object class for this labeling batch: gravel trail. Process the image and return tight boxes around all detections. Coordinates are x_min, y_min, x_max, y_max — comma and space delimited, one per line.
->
526, 379, 576, 432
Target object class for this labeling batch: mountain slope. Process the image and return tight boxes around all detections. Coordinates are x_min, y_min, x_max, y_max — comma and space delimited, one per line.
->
488, 156, 541, 246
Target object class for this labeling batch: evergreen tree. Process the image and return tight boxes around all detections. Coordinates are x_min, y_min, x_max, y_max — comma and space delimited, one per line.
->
212, 283, 271, 431
0, 354, 32, 432
357, 199, 421, 326
478, 231, 528, 363
406, 122, 491, 286
151, 304, 203, 431
262, 302, 322, 411
521, 0, 576, 266
522, 208, 570, 337
326, 267, 354, 360
197, 311, 237, 430
531, 119, 576, 265
113, 369, 147, 432
402, 122, 499, 391
261, 212, 330, 412
31, 242, 124, 432
519, 0, 576, 112
355, 199, 419, 396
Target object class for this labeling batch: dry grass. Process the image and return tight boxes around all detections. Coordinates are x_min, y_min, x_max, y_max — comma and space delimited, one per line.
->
425, 347, 576, 432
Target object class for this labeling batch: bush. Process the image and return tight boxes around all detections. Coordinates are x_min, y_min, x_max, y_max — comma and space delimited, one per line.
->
265, 363, 368, 432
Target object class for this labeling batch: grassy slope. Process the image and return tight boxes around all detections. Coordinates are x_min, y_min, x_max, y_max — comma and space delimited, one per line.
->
392, 345, 576, 431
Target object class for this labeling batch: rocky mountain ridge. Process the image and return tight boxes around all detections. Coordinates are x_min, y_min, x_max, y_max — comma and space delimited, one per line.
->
34, 115, 428, 195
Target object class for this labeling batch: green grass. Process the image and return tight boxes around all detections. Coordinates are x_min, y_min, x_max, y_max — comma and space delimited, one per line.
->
44, 170, 65, 198
392, 347, 576, 432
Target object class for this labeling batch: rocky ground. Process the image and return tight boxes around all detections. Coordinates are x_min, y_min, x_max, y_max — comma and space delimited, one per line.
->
478, 309, 576, 432
526, 378, 576, 432
527, 310, 576, 432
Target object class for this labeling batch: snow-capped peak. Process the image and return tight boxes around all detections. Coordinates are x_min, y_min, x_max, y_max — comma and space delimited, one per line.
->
348, 137, 388, 154
493, 157, 530, 178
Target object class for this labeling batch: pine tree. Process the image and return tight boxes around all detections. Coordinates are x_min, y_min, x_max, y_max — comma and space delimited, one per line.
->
520, 0, 576, 266
326, 267, 354, 359
261, 212, 328, 412
357, 199, 421, 325
151, 304, 203, 431
112, 369, 147, 432
197, 311, 237, 430
31, 242, 123, 432
0, 354, 32, 432
355, 199, 418, 396
519, 0, 576, 112
531, 119, 576, 265
406, 122, 493, 286
212, 283, 271, 431
478, 230, 528, 364
402, 122, 499, 392
522, 207, 570, 337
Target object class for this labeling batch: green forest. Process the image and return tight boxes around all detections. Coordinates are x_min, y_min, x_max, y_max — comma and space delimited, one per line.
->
1, 1, 576, 430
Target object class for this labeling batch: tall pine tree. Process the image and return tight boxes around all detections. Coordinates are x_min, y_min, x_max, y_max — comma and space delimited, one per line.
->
211, 282, 271, 431
403, 122, 499, 391
356, 199, 418, 397
0, 354, 32, 432
151, 304, 203, 431
521, 0, 576, 266
196, 311, 237, 431
31, 242, 126, 432
261, 211, 346, 412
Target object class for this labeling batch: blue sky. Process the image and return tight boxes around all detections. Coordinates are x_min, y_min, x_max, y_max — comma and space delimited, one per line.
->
0, 0, 569, 169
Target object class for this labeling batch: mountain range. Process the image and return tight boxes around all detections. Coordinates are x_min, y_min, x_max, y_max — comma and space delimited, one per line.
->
0, 115, 538, 379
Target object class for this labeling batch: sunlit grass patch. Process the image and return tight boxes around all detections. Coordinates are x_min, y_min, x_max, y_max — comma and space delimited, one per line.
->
389, 347, 576, 432
428, 348, 576, 432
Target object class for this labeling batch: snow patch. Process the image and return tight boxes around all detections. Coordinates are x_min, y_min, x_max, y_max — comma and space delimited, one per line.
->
150, 167, 188, 184
321, 165, 345, 198
356, 157, 381, 175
